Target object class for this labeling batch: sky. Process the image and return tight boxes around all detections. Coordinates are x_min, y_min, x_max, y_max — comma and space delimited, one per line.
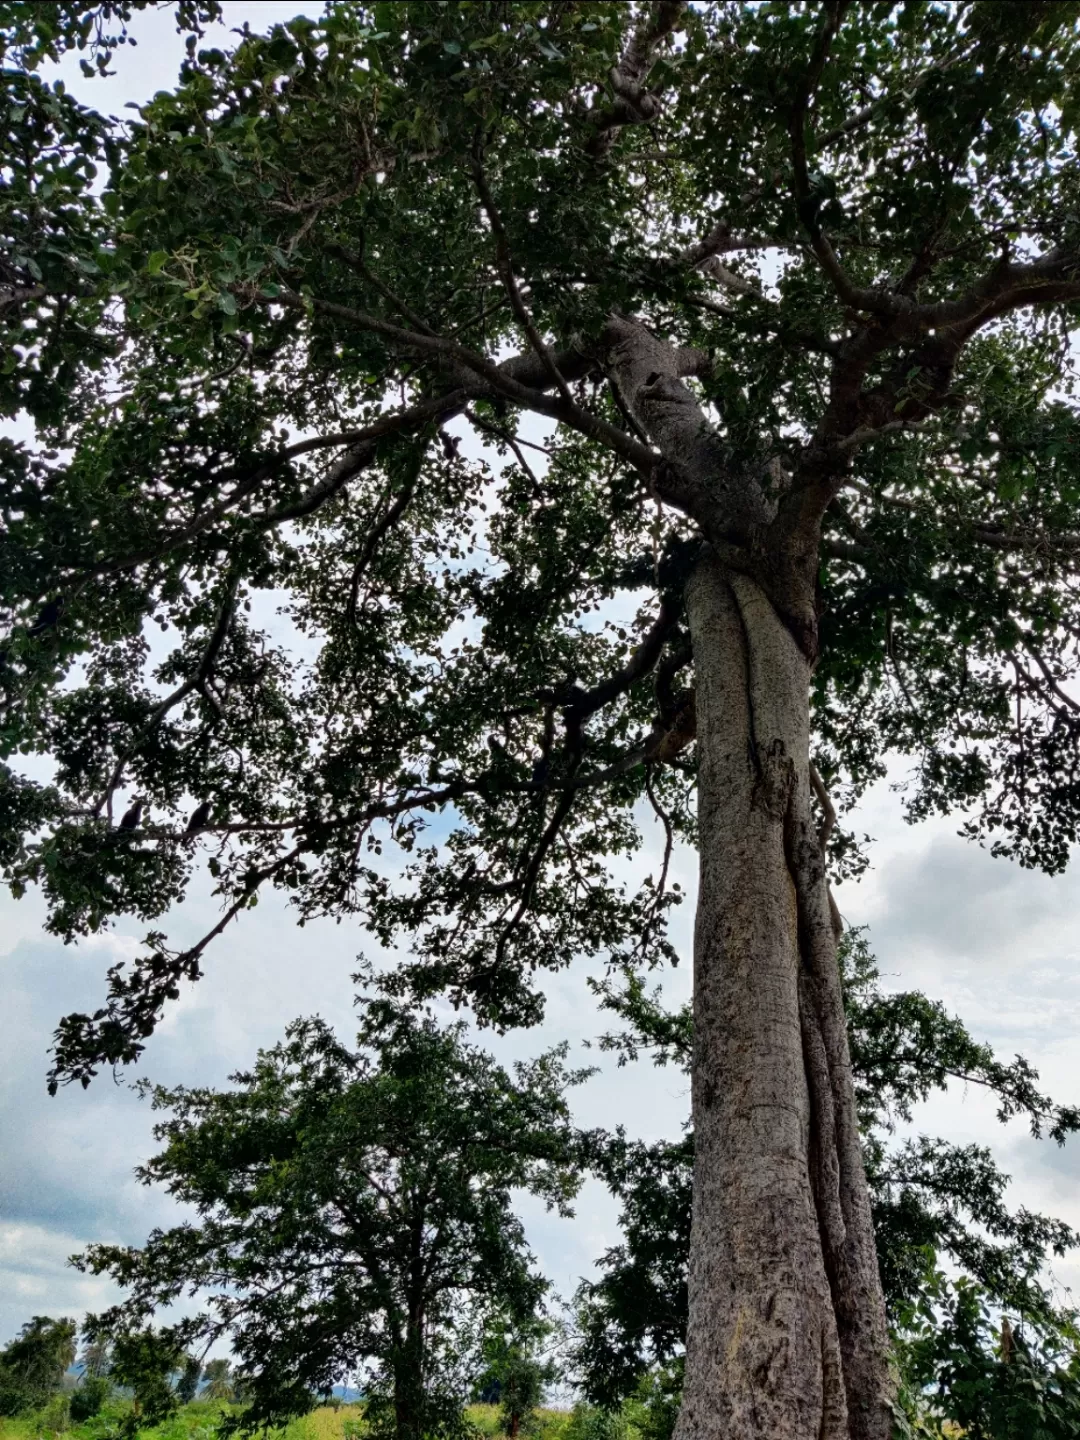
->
2, 0, 1080, 1364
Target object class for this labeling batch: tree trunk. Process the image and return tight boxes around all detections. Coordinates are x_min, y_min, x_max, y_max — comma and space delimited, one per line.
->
393, 1316, 424, 1440
675, 549, 894, 1440
393, 1370, 421, 1440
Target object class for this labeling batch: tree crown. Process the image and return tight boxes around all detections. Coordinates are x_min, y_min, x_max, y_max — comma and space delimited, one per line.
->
3, 1, 1080, 1083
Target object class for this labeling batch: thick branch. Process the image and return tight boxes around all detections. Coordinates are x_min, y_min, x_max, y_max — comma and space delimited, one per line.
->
585, 0, 688, 159
564, 593, 682, 723
259, 288, 657, 475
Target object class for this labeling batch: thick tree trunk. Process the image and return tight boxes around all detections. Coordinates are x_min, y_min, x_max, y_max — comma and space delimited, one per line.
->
675, 549, 894, 1440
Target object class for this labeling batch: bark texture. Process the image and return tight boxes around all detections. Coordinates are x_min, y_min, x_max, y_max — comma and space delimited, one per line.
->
676, 550, 893, 1440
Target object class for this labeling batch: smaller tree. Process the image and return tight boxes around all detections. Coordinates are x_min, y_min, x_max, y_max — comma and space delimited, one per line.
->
78, 1335, 111, 1381
474, 1313, 559, 1437
174, 1354, 201, 1406
0, 1317, 77, 1416
70, 1330, 113, 1423
201, 1359, 235, 1403
76, 988, 588, 1440
105, 1326, 187, 1433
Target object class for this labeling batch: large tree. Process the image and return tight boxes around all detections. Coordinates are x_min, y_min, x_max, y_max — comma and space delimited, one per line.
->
76, 991, 584, 1440
6, 2, 1080, 1434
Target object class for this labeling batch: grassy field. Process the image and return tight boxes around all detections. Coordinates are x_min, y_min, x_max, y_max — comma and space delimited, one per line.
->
0, 1400, 576, 1440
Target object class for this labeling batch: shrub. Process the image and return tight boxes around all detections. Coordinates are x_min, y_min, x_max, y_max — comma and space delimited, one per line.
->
70, 1376, 111, 1422
38, 1393, 71, 1434
561, 1404, 630, 1440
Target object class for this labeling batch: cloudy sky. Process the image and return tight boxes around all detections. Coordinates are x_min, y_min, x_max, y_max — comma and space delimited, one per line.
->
3, 0, 1080, 1359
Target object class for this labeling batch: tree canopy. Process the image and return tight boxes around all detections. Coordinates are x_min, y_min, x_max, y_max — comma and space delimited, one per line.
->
77, 989, 586, 1440
1, 0, 1080, 1082
0, 1316, 77, 1417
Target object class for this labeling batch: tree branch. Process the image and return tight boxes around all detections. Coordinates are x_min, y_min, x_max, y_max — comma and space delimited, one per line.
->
259, 287, 657, 475
563, 593, 682, 722
585, 0, 688, 159
92, 571, 241, 821
470, 156, 575, 407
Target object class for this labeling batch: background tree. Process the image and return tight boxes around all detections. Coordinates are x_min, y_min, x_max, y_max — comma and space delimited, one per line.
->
474, 1312, 559, 1437
69, 1335, 113, 1424
77, 1335, 111, 1381
75, 990, 586, 1440
0, 1317, 77, 1417
103, 1325, 213, 1435
200, 1359, 235, 1403
8, 2, 1080, 1434
173, 1354, 201, 1406
572, 935, 1080, 1424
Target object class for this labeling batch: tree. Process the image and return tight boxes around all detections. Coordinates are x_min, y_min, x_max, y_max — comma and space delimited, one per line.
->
75, 991, 586, 1440
78, 1335, 111, 1381
474, 1313, 559, 1437
200, 1359, 235, 1403
0, 1317, 77, 1417
572, 935, 1080, 1420
7, 2, 1080, 1435
174, 1354, 201, 1405
104, 1326, 189, 1432
71, 1332, 113, 1422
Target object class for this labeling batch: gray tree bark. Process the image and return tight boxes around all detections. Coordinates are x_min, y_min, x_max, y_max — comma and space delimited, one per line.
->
677, 552, 893, 1440
602, 313, 895, 1439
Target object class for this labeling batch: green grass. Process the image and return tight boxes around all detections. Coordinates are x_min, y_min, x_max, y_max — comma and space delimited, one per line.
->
0, 1400, 575, 1440
0, 1399, 239, 1440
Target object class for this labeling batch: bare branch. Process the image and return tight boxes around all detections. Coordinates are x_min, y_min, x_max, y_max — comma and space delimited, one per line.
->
564, 594, 682, 722
675, 215, 777, 270
808, 760, 838, 855
346, 449, 424, 623
831, 418, 924, 455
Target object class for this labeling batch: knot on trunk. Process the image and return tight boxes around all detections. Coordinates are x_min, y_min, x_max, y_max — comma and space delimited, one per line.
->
753, 737, 796, 819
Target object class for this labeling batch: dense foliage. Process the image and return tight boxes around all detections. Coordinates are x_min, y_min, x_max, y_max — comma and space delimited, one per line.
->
1, 1, 1080, 1086
0, 1318, 76, 1418
76, 990, 586, 1440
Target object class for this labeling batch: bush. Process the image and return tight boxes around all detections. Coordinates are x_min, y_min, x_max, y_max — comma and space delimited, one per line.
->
561, 1404, 631, 1440
38, 1393, 71, 1434
70, 1376, 111, 1422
